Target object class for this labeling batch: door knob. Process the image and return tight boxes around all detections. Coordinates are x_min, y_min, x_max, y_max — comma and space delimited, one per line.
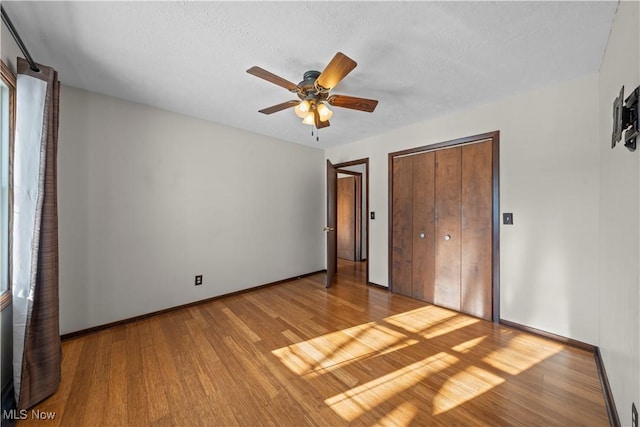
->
323, 226, 335, 232
444, 234, 451, 241
419, 232, 426, 239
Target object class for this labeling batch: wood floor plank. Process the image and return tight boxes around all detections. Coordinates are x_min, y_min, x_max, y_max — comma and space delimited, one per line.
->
19, 260, 609, 426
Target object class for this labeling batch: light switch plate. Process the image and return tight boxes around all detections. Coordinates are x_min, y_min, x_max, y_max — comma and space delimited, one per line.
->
503, 213, 514, 225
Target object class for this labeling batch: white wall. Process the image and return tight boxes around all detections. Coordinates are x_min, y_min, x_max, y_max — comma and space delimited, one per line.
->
1, 23, 22, 74
58, 86, 325, 334
327, 73, 601, 345
597, 1, 640, 423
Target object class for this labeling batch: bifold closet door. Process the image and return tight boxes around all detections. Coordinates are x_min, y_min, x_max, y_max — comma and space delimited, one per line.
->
434, 147, 462, 311
391, 140, 493, 320
391, 156, 413, 297
392, 152, 436, 301
460, 140, 493, 319
411, 152, 436, 301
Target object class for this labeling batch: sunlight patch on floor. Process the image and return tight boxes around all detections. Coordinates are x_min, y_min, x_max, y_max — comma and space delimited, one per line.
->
325, 352, 459, 421
432, 365, 505, 414
372, 401, 419, 426
421, 316, 480, 339
481, 335, 563, 375
384, 305, 480, 339
452, 336, 487, 353
272, 322, 417, 377
384, 305, 457, 333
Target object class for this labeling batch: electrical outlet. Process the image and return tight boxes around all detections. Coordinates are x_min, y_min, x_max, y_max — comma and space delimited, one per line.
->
195, 275, 203, 286
632, 402, 638, 427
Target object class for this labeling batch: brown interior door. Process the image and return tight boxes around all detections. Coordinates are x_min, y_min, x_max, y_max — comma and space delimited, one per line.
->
460, 141, 493, 320
326, 160, 338, 288
391, 155, 413, 297
412, 152, 436, 302
337, 176, 356, 261
434, 147, 462, 311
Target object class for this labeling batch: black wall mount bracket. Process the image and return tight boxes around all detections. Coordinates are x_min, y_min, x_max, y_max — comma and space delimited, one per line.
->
612, 85, 639, 152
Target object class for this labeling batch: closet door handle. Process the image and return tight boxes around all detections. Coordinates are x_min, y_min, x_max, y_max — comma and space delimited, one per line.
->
419, 232, 426, 239
444, 234, 451, 241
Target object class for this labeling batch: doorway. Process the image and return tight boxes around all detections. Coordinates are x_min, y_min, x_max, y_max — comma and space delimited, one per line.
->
388, 131, 500, 321
337, 169, 363, 262
326, 158, 369, 287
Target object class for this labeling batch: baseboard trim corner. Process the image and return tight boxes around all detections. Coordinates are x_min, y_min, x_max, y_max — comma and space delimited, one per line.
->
499, 319, 619, 426
594, 347, 620, 427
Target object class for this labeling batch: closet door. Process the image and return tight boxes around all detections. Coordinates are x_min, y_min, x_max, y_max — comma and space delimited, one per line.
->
461, 141, 493, 320
411, 152, 436, 301
391, 138, 494, 320
434, 147, 462, 312
391, 155, 413, 297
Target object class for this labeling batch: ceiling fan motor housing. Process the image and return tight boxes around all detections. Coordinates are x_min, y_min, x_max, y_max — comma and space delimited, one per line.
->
297, 71, 328, 103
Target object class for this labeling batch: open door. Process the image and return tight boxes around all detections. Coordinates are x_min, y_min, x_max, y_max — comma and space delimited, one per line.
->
326, 160, 337, 288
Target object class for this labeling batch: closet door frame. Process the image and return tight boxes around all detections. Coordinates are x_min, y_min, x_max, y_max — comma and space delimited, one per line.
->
388, 131, 500, 322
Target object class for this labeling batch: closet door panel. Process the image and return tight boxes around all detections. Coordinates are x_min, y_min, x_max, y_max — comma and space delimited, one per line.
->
412, 152, 436, 301
434, 148, 462, 311
391, 156, 413, 297
461, 141, 493, 320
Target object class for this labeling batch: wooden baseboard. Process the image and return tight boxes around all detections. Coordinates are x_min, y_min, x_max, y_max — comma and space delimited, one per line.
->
61, 269, 326, 341
498, 319, 596, 352
594, 347, 621, 427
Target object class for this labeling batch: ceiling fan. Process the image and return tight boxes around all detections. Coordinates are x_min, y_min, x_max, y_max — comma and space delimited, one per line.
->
246, 52, 378, 129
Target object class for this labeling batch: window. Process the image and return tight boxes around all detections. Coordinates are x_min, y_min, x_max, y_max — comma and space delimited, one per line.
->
0, 61, 15, 310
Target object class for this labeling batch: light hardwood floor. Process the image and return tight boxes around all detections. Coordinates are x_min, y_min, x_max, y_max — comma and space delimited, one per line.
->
19, 259, 609, 426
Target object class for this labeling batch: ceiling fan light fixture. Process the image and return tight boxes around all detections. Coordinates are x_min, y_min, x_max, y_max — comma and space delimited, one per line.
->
248, 52, 378, 136
317, 102, 333, 122
294, 100, 311, 118
302, 111, 315, 125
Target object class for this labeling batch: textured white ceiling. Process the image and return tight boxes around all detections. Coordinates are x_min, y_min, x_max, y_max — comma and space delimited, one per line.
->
2, 1, 618, 148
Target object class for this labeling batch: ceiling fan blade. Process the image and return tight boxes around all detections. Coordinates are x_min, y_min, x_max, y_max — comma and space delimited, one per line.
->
316, 52, 357, 90
258, 100, 299, 115
247, 66, 298, 91
314, 110, 330, 128
328, 95, 378, 113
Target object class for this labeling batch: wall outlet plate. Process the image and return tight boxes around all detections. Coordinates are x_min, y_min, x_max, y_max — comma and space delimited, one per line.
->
195, 275, 203, 286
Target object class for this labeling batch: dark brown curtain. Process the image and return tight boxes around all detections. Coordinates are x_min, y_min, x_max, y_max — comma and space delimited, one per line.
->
14, 57, 61, 410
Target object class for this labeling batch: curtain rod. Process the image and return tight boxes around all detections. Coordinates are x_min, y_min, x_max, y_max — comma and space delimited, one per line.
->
1, 5, 39, 73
